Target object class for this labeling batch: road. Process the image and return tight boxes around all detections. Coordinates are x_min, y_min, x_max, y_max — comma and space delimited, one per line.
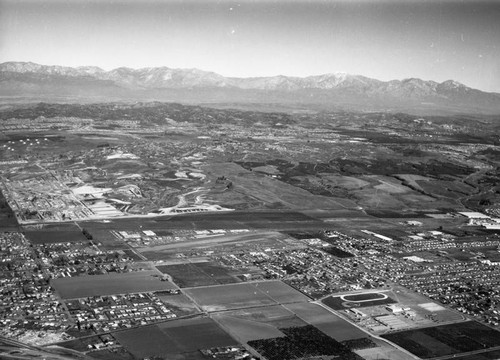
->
0, 335, 93, 360
431, 345, 500, 360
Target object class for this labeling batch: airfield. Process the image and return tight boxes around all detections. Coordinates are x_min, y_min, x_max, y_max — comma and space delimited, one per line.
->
1, 102, 500, 359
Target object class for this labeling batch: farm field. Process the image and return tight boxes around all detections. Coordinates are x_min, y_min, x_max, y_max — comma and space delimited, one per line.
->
193, 261, 241, 284
285, 302, 367, 341
212, 304, 307, 343
112, 325, 188, 360
252, 280, 311, 304
353, 338, 416, 360
83, 228, 130, 250
184, 283, 278, 312
212, 314, 285, 343
220, 305, 306, 327
113, 317, 237, 359
247, 325, 361, 360
381, 321, 500, 359
156, 317, 238, 353
24, 229, 88, 244
156, 263, 218, 287
156, 262, 239, 287
52, 270, 178, 299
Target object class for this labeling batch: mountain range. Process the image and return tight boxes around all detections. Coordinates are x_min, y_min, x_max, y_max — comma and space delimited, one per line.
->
1, 61, 499, 114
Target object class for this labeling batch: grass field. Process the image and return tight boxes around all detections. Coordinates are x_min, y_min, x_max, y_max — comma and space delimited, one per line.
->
329, 174, 450, 212
251, 280, 311, 304
194, 262, 240, 284
156, 262, 239, 288
381, 321, 500, 359
213, 304, 307, 343
156, 263, 219, 287
220, 305, 306, 328
205, 162, 358, 211
83, 228, 130, 250
184, 283, 277, 312
156, 317, 238, 353
212, 314, 285, 343
24, 230, 87, 244
285, 302, 367, 342
52, 271, 177, 299
113, 325, 184, 360
354, 338, 416, 360
114, 317, 237, 359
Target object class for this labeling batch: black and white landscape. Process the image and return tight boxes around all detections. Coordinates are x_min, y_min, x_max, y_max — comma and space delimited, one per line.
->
1, 1, 500, 360
2, 61, 500, 114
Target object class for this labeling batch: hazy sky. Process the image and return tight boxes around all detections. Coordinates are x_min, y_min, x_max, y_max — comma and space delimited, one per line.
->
1, 0, 499, 92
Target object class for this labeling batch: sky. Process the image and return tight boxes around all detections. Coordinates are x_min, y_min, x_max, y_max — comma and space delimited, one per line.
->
1, 0, 499, 92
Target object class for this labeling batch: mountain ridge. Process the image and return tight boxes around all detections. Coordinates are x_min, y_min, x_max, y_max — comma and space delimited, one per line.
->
0, 61, 475, 91
1, 61, 499, 114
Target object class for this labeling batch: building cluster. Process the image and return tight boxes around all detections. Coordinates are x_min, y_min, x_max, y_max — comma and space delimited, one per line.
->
397, 230, 500, 252
215, 245, 385, 298
397, 262, 500, 327
66, 292, 178, 333
344, 304, 433, 334
32, 241, 134, 278
0, 232, 146, 343
400, 231, 457, 252
112, 228, 251, 248
0, 174, 95, 222
460, 211, 500, 230
360, 250, 500, 328
0, 232, 71, 341
0, 116, 93, 132
200, 346, 257, 359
